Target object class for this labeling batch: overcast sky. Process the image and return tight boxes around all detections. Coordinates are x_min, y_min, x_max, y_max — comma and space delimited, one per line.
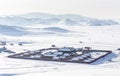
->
0, 0, 120, 19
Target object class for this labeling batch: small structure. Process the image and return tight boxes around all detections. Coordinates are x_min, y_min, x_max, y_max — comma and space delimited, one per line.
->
51, 44, 56, 47
0, 46, 6, 52
79, 41, 83, 43
0, 46, 15, 53
0, 41, 6, 45
58, 47, 75, 52
117, 48, 120, 50
10, 43, 14, 46
58, 47, 76, 53
18, 43, 23, 46
82, 47, 92, 54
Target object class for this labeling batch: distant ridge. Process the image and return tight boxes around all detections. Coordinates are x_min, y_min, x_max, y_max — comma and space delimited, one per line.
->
0, 12, 119, 26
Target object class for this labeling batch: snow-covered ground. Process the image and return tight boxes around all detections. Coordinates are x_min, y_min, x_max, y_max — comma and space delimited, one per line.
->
0, 51, 120, 76
0, 24, 120, 76
0, 13, 120, 76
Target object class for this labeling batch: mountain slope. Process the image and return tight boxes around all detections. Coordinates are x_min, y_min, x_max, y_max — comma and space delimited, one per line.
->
0, 13, 119, 26
0, 12, 119, 36
0, 25, 71, 36
0, 25, 28, 36
43, 27, 70, 33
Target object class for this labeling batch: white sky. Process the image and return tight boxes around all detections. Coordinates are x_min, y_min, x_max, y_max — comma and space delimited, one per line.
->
0, 0, 120, 19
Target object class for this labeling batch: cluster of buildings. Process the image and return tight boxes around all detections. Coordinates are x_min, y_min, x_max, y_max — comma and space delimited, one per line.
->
8, 46, 113, 64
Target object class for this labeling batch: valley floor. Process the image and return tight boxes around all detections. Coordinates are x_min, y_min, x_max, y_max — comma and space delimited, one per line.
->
0, 25, 120, 76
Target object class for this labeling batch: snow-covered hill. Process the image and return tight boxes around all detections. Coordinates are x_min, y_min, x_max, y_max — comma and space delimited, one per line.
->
0, 13, 120, 76
0, 12, 119, 26
43, 27, 70, 33
0, 25, 28, 36
0, 24, 72, 36
0, 12, 119, 36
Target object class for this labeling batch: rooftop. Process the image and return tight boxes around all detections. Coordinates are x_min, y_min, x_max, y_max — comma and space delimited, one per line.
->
58, 47, 76, 52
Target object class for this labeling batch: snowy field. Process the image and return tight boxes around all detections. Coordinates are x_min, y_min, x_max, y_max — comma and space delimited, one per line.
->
0, 24, 120, 76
